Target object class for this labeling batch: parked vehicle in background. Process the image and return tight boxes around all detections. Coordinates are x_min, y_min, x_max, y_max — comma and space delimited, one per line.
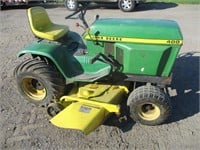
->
64, 0, 145, 12
0, 0, 48, 9
1, 0, 26, 9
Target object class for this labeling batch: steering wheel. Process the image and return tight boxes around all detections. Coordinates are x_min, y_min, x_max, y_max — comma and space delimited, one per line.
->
65, 5, 89, 29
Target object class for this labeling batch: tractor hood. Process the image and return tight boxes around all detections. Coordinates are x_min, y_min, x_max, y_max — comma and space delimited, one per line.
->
85, 18, 183, 44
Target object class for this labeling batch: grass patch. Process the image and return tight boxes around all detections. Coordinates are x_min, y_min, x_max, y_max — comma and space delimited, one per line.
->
146, 0, 200, 4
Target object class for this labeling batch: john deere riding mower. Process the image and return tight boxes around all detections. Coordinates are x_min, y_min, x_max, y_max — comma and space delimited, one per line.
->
14, 6, 183, 134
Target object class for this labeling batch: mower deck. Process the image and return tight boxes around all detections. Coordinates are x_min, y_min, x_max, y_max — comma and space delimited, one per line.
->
50, 83, 128, 134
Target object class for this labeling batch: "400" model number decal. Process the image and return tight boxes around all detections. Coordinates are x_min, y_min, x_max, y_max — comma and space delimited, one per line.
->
166, 40, 182, 44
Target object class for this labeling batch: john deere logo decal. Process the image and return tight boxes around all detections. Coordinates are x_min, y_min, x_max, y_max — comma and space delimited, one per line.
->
85, 35, 183, 45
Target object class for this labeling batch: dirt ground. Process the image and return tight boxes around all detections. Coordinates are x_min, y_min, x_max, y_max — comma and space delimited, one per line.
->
0, 2, 200, 150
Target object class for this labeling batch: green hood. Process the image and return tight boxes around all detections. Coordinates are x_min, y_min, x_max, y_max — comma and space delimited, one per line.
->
86, 18, 183, 40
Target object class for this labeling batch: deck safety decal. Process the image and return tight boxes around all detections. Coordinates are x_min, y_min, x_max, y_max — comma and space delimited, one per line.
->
85, 35, 183, 45
79, 105, 92, 113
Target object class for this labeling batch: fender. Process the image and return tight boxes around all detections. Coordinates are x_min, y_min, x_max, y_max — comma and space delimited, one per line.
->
17, 40, 84, 80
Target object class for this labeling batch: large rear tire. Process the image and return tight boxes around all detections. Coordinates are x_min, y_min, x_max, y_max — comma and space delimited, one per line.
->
14, 58, 65, 107
127, 85, 171, 125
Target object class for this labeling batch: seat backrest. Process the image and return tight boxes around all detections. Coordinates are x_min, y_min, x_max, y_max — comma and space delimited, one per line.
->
28, 7, 52, 32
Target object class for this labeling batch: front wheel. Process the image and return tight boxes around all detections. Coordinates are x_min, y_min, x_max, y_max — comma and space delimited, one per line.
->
64, 0, 78, 11
118, 0, 136, 12
127, 85, 172, 125
14, 58, 66, 106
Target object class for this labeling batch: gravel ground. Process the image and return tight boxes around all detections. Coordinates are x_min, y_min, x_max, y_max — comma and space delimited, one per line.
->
0, 2, 200, 150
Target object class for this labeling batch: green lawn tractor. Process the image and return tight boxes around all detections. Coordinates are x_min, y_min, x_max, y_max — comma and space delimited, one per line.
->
14, 6, 183, 134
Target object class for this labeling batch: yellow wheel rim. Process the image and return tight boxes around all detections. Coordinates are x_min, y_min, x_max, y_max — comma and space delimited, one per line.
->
22, 78, 46, 101
138, 103, 161, 121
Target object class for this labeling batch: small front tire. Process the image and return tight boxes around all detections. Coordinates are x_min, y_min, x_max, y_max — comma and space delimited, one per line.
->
47, 103, 64, 117
127, 85, 171, 125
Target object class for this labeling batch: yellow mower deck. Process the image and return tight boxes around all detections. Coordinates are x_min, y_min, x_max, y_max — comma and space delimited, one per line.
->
50, 83, 128, 134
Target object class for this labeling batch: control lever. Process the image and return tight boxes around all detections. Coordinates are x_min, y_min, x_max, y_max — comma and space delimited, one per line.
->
90, 53, 101, 64
90, 53, 123, 72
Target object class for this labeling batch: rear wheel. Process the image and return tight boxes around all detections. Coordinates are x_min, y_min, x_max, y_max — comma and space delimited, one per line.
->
0, 2, 5, 10
14, 57, 65, 106
127, 85, 171, 125
118, 0, 136, 12
64, 0, 78, 11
